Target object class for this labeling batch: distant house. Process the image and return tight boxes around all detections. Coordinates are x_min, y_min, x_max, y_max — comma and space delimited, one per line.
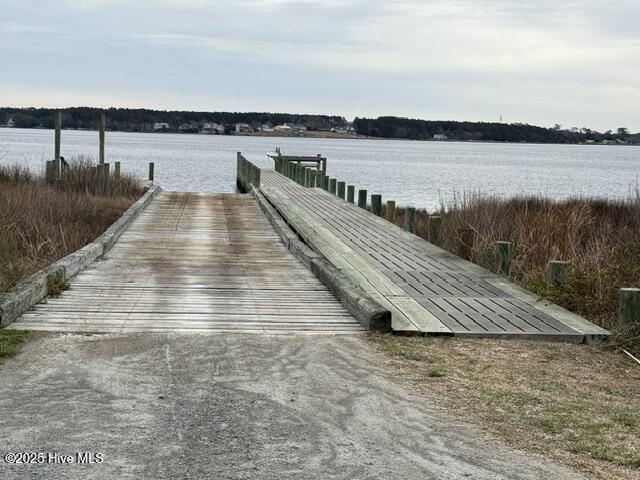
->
235, 122, 252, 133
153, 122, 170, 131
433, 134, 448, 140
178, 122, 200, 133
273, 124, 292, 132
202, 122, 224, 134
260, 122, 273, 132
5, 118, 15, 128
287, 123, 307, 132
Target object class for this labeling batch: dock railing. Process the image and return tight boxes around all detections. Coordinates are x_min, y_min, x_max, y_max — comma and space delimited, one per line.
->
236, 152, 261, 191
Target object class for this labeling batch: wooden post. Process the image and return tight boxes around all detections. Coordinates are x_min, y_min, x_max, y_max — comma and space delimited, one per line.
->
148, 162, 155, 182
322, 175, 329, 190
347, 185, 355, 203
337, 181, 345, 199
496, 241, 512, 275
546, 260, 570, 289
459, 227, 474, 260
428, 215, 442, 246
329, 178, 337, 194
114, 161, 121, 178
255, 165, 261, 188
404, 207, 416, 233
45, 160, 54, 183
54, 111, 61, 176
99, 112, 106, 165
357, 189, 367, 209
619, 288, 640, 327
371, 194, 382, 216
386, 200, 396, 222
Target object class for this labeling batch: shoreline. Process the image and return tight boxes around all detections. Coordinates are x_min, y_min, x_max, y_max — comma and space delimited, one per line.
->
0, 126, 636, 147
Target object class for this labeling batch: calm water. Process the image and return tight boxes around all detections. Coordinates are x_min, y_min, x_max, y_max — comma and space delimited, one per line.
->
1, 128, 639, 210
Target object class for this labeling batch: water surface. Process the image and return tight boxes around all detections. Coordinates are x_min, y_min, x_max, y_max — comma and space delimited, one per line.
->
1, 128, 638, 210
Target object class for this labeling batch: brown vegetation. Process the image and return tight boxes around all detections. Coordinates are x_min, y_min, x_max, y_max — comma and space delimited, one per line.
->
0, 159, 142, 293
393, 191, 640, 353
369, 334, 640, 480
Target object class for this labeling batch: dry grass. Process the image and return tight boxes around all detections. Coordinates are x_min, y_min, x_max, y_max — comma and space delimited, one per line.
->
392, 191, 640, 353
369, 334, 640, 480
0, 159, 143, 293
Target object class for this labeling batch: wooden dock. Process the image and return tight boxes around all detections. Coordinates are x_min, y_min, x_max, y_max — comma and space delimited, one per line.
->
259, 169, 609, 342
12, 192, 362, 334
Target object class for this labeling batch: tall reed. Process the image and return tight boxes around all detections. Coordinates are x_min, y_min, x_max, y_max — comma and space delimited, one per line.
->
0, 159, 143, 293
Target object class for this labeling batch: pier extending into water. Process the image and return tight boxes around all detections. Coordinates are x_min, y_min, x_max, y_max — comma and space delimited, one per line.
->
4, 150, 611, 342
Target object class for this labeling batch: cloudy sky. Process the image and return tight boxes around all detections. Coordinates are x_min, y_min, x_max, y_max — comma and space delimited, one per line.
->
1, 0, 639, 131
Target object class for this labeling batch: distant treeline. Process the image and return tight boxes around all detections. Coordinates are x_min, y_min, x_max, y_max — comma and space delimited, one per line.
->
0, 107, 347, 132
353, 117, 637, 144
1, 107, 637, 144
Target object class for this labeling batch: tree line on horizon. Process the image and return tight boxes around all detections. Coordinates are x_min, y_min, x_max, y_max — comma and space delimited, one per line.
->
0, 107, 636, 144
353, 117, 635, 144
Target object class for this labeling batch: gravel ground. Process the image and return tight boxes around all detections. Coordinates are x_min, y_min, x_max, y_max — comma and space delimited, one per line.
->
0, 332, 590, 479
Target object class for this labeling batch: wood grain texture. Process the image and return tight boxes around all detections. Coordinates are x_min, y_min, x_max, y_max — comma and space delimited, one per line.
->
260, 170, 592, 341
13, 192, 363, 334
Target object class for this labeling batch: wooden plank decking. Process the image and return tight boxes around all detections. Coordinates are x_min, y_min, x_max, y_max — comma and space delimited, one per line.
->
12, 192, 363, 334
260, 170, 609, 342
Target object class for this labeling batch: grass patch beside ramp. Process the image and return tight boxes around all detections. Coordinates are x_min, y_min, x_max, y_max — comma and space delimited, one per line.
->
368, 334, 640, 480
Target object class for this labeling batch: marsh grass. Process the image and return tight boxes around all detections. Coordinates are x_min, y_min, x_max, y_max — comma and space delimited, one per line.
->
392, 190, 640, 352
0, 159, 142, 293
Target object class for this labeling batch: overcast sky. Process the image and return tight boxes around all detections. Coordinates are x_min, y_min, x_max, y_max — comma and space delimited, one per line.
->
1, 0, 639, 131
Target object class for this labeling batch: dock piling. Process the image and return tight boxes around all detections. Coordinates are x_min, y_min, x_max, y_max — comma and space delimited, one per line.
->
357, 189, 367, 209
329, 179, 337, 195
619, 288, 640, 328
99, 112, 106, 165
347, 185, 355, 203
386, 200, 396, 223
337, 181, 346, 200
371, 195, 382, 216
148, 162, 155, 182
404, 207, 416, 233
114, 161, 121, 178
546, 260, 570, 289
427, 215, 442, 246
496, 241, 512, 275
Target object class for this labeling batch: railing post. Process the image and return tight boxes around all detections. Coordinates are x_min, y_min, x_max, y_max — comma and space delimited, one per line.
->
114, 161, 121, 178
386, 200, 396, 222
371, 194, 382, 216
428, 215, 442, 246
496, 241, 512, 275
404, 207, 416, 233
357, 189, 367, 209
322, 175, 329, 190
337, 181, 345, 199
546, 260, 570, 289
347, 185, 355, 203
619, 288, 640, 328
255, 166, 261, 188
148, 162, 155, 182
329, 178, 337, 194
